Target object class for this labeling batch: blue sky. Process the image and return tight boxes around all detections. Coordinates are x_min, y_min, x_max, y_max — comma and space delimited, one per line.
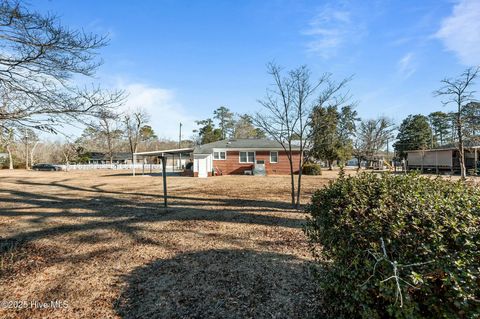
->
34, 0, 480, 140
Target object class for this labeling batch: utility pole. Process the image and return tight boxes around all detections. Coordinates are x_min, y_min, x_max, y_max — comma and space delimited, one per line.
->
178, 122, 182, 170
24, 128, 29, 170
178, 122, 182, 148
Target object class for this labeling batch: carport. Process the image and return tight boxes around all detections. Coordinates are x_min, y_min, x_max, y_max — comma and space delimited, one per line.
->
133, 148, 194, 207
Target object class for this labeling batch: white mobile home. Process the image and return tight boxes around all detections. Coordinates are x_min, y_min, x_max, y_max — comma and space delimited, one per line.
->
406, 143, 480, 174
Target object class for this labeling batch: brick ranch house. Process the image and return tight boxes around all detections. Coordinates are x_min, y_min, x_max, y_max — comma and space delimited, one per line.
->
192, 139, 302, 177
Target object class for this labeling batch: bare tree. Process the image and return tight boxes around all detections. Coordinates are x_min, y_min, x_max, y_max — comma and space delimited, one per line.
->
96, 111, 122, 165
356, 117, 395, 167
352, 138, 366, 169
31, 140, 61, 164
61, 140, 78, 170
0, 0, 123, 134
435, 67, 479, 179
30, 139, 40, 166
124, 109, 149, 163
254, 63, 349, 208
18, 128, 38, 169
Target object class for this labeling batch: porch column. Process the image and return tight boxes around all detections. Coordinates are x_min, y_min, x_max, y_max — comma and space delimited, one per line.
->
161, 156, 167, 208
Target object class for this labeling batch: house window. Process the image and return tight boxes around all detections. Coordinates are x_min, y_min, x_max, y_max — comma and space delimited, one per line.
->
239, 151, 255, 163
270, 151, 278, 163
213, 151, 226, 160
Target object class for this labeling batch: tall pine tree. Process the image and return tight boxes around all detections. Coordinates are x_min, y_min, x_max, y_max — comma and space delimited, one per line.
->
394, 114, 432, 159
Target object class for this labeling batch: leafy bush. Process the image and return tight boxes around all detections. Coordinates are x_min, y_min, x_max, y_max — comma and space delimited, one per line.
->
303, 163, 322, 175
305, 173, 480, 318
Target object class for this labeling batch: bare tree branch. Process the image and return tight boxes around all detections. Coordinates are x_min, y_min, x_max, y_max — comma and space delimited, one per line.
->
434, 66, 479, 179
0, 0, 124, 134
253, 62, 351, 208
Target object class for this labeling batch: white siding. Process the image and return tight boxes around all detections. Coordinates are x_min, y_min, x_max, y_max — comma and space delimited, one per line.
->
193, 154, 212, 177
407, 150, 452, 167
407, 152, 423, 166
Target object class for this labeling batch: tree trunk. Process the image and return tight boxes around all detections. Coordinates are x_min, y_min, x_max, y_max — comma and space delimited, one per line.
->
107, 133, 113, 166
288, 156, 295, 207
328, 160, 332, 170
458, 124, 466, 179
130, 144, 138, 164
63, 153, 69, 171
25, 143, 28, 170
6, 145, 13, 169
456, 105, 466, 179
295, 153, 304, 209
30, 141, 39, 167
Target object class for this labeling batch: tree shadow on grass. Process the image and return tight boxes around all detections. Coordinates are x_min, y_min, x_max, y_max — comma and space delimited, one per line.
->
0, 178, 307, 282
114, 249, 320, 319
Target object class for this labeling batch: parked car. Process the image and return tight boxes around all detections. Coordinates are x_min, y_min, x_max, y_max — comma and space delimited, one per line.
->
32, 163, 62, 171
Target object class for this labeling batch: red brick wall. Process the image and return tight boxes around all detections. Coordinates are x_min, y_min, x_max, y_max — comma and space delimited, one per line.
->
212, 150, 301, 175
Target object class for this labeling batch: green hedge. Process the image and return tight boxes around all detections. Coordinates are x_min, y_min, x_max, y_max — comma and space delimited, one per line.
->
305, 173, 480, 318
303, 163, 322, 175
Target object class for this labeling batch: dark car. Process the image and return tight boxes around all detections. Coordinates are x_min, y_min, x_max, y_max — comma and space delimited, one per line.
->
32, 163, 61, 171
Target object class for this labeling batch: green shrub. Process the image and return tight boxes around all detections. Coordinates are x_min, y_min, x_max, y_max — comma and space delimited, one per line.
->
305, 173, 480, 318
303, 163, 322, 175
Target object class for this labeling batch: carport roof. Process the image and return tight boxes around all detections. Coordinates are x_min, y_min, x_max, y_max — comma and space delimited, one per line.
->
134, 147, 194, 157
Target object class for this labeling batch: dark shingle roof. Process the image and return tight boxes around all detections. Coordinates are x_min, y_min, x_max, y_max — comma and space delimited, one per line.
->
89, 152, 133, 160
193, 139, 301, 153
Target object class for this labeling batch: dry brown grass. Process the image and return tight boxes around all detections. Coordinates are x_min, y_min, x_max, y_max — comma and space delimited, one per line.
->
0, 169, 347, 318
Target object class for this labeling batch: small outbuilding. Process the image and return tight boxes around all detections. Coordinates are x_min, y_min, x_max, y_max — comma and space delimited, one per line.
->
406, 141, 480, 174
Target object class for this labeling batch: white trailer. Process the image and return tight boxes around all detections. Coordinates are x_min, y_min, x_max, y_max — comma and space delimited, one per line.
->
407, 149, 453, 170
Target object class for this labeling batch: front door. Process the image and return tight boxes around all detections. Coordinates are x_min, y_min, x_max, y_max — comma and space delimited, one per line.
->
198, 156, 208, 178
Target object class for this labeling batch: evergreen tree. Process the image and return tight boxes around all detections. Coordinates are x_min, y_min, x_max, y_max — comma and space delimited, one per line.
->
428, 111, 450, 146
310, 105, 358, 169
394, 114, 432, 159
213, 106, 235, 139
233, 114, 266, 139
462, 102, 480, 139
195, 119, 223, 144
139, 125, 158, 141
